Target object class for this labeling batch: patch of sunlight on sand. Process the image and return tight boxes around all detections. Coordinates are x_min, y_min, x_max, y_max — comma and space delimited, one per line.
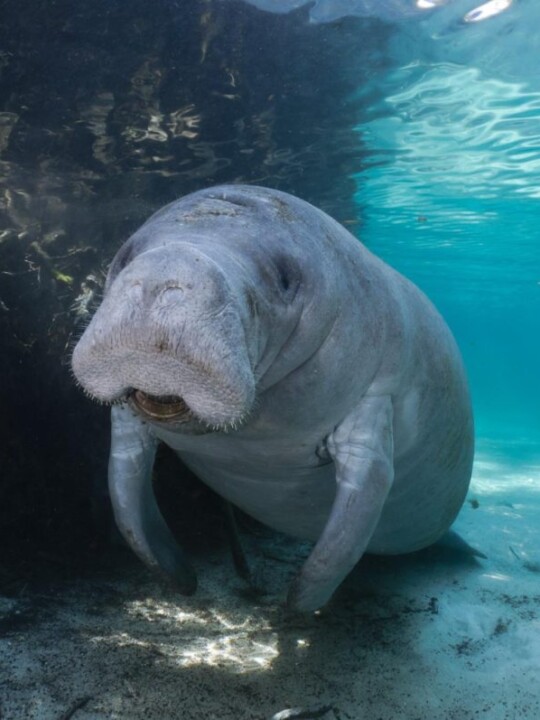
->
91, 598, 280, 672
470, 440, 540, 495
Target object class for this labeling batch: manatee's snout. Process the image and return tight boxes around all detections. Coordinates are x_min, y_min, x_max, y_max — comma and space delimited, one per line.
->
72, 245, 256, 429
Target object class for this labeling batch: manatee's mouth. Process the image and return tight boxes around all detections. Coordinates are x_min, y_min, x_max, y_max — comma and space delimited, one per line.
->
130, 390, 194, 423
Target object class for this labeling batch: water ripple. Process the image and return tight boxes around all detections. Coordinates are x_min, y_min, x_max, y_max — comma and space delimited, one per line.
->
355, 62, 540, 231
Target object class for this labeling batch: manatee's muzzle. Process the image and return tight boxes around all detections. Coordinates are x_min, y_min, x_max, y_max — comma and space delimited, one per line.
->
72, 243, 257, 430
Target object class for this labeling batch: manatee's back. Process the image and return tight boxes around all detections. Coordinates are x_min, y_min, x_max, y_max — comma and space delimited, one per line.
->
366, 269, 475, 554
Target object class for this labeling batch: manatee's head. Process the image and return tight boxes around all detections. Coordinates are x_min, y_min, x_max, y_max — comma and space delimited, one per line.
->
72, 242, 257, 433
73, 185, 337, 433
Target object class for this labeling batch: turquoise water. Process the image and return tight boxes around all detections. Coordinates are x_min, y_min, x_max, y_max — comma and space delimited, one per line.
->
350, 2, 540, 445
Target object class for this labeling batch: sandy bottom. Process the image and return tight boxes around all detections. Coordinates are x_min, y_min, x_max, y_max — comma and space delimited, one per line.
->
1, 440, 539, 720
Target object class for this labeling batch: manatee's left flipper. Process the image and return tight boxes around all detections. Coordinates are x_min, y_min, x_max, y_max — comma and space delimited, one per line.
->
109, 403, 197, 594
287, 395, 394, 612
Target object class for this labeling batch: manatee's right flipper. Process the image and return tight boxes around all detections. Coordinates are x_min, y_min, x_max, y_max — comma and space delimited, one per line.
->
287, 395, 394, 612
108, 403, 197, 594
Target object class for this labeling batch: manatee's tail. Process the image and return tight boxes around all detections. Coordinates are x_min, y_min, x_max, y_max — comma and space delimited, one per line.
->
437, 529, 487, 559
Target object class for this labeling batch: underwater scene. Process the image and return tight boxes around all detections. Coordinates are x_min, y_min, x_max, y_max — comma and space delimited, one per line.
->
0, 1, 538, 718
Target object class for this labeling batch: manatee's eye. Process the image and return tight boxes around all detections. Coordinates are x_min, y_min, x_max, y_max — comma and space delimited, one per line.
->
131, 390, 192, 421
274, 255, 300, 299
277, 264, 290, 292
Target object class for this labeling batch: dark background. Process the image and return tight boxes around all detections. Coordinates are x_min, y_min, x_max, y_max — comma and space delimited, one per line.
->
0, 0, 391, 580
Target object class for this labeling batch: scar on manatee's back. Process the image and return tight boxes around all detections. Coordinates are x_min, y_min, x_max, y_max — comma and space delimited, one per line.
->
270, 196, 296, 222
181, 198, 244, 221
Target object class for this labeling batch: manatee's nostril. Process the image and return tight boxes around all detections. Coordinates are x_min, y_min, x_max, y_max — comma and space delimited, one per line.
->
131, 390, 192, 421
157, 284, 187, 302
164, 283, 183, 291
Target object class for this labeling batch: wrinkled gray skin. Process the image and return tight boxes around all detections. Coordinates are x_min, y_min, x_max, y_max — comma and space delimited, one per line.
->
72, 185, 474, 611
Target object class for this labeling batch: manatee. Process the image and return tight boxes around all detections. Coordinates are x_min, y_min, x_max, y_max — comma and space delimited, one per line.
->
72, 185, 474, 611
